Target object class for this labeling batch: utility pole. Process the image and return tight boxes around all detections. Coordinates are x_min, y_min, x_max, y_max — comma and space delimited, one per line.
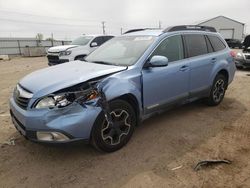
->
51, 33, 54, 46
158, 21, 162, 29
102, 21, 106, 35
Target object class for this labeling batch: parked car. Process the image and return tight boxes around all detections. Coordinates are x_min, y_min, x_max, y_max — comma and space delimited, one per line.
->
47, 35, 114, 66
235, 47, 250, 69
225, 38, 243, 49
10, 25, 236, 152
243, 35, 250, 51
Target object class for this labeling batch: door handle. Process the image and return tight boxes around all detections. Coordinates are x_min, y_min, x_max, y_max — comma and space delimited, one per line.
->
211, 58, 217, 63
179, 65, 189, 71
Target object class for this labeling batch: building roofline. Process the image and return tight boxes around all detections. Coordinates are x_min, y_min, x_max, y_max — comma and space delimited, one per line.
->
198, 15, 245, 26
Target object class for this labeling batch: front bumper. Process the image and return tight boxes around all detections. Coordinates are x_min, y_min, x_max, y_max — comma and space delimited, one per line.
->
47, 57, 69, 66
9, 97, 102, 143
47, 54, 70, 66
235, 58, 250, 68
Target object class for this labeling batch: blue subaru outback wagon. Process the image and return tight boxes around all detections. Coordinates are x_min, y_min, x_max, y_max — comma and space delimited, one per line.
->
10, 26, 236, 152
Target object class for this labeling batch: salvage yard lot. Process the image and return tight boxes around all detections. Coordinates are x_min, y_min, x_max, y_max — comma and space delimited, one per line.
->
0, 57, 250, 188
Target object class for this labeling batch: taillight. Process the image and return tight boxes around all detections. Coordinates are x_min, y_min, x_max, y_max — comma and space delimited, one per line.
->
230, 51, 236, 58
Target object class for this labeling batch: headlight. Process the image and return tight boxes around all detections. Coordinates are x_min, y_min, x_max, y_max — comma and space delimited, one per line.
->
35, 94, 71, 109
236, 52, 243, 59
35, 97, 55, 109
60, 50, 71, 56
34, 90, 99, 109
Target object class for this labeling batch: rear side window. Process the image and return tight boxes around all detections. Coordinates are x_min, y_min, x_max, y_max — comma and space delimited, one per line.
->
205, 36, 214, 53
103, 36, 114, 43
207, 35, 226, 52
151, 35, 184, 62
184, 34, 208, 57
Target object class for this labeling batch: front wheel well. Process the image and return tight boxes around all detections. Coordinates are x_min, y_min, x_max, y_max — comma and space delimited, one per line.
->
74, 54, 87, 60
113, 94, 140, 126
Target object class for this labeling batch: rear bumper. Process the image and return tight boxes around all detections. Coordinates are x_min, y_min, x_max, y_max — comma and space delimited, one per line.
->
9, 97, 102, 144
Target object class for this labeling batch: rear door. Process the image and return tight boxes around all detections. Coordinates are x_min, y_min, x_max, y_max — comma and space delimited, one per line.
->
184, 34, 214, 97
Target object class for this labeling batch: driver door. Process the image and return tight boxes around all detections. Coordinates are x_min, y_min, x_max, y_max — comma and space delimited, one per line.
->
142, 35, 190, 114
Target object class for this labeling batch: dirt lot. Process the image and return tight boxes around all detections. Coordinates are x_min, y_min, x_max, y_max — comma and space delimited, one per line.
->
0, 57, 250, 188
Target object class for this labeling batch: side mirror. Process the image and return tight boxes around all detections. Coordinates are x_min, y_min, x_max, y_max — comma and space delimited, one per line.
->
145, 55, 169, 68
90, 42, 98, 47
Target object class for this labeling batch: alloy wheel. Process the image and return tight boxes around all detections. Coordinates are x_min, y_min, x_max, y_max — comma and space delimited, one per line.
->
101, 109, 131, 146
213, 79, 225, 103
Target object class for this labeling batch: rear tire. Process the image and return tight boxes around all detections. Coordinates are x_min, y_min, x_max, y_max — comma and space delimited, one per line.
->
205, 74, 227, 106
91, 100, 136, 152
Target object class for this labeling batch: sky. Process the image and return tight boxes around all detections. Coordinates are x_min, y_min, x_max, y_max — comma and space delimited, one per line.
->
0, 0, 250, 40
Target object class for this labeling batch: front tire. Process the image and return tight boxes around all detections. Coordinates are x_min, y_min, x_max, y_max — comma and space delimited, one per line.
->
206, 74, 227, 106
91, 100, 136, 152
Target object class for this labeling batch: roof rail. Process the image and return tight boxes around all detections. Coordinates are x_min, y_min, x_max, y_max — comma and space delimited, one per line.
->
123, 28, 160, 34
164, 25, 217, 33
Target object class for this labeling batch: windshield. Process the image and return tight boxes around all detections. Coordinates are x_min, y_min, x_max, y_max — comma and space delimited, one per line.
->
71, 36, 93, 46
85, 36, 155, 66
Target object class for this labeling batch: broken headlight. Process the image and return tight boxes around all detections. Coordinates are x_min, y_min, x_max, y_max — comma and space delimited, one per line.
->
34, 89, 99, 109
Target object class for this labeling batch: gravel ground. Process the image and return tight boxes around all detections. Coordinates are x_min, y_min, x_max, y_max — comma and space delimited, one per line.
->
0, 57, 250, 188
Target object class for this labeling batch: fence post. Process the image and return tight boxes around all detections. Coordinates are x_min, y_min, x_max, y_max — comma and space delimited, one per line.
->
17, 40, 21, 55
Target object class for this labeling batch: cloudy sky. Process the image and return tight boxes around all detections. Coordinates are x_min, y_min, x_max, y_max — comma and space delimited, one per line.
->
0, 0, 249, 40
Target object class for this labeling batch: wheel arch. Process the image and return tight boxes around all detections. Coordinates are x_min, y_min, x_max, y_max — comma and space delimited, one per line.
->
112, 93, 140, 126
217, 69, 229, 89
74, 54, 87, 60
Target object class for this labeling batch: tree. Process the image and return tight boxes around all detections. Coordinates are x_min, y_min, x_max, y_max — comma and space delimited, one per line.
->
36, 33, 43, 41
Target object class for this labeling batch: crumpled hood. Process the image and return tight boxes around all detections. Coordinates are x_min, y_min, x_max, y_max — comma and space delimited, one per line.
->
48, 45, 79, 52
19, 61, 127, 98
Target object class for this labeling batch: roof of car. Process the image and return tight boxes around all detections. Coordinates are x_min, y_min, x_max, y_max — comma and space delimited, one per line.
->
123, 25, 218, 37
83, 34, 114, 37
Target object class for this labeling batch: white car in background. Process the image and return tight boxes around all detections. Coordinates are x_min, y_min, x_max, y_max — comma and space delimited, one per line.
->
47, 35, 114, 66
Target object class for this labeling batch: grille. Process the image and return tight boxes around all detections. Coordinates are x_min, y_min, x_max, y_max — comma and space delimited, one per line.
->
13, 85, 32, 110
47, 55, 59, 60
14, 96, 30, 109
245, 55, 250, 60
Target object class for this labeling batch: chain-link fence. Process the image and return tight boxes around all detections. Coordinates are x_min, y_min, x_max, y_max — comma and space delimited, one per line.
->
0, 38, 71, 56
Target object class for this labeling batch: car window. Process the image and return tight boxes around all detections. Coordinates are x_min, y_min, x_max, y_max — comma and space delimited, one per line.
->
85, 36, 155, 66
205, 36, 214, 53
91, 37, 104, 47
71, 36, 93, 46
184, 34, 208, 57
151, 35, 184, 62
103, 36, 114, 43
208, 35, 226, 52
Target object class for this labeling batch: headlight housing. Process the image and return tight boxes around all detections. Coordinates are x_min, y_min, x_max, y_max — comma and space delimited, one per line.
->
59, 50, 72, 56
35, 94, 73, 109
236, 52, 244, 59
34, 89, 99, 109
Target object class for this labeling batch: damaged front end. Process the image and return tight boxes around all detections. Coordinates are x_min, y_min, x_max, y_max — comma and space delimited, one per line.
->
10, 77, 113, 144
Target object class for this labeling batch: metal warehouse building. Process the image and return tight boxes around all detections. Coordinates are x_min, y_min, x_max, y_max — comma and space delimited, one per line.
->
198, 16, 245, 40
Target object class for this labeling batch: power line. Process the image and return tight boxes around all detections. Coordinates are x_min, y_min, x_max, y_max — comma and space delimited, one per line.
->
0, 18, 100, 27
0, 9, 100, 23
